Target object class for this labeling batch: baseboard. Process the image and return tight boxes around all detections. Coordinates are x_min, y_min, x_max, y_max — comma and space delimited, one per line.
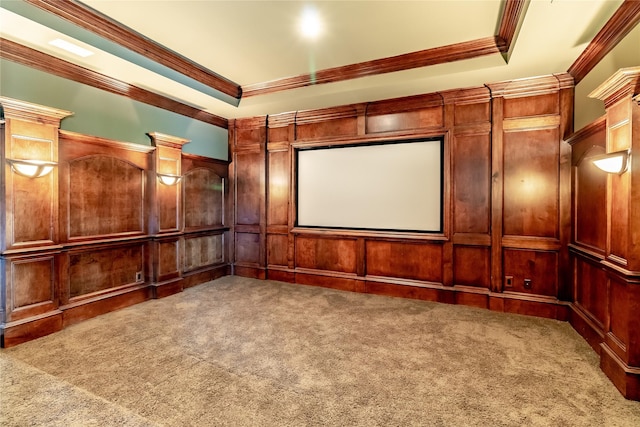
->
601, 343, 640, 400
182, 265, 229, 288
61, 284, 151, 328
234, 265, 266, 279
568, 303, 604, 354
151, 278, 183, 299
1, 310, 63, 348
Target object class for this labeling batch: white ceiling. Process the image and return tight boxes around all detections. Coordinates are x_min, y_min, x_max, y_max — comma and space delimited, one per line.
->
0, 0, 627, 121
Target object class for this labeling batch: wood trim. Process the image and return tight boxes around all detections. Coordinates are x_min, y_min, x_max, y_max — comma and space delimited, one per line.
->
242, 37, 505, 98
497, 0, 529, 59
565, 115, 607, 146
59, 130, 156, 153
486, 74, 563, 98
588, 66, 640, 107
147, 132, 190, 149
567, 0, 640, 85
23, 0, 241, 100
0, 95, 72, 126
0, 38, 228, 129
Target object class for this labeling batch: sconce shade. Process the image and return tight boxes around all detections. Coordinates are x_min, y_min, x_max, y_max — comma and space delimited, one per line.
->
591, 150, 630, 174
157, 173, 182, 186
6, 159, 57, 178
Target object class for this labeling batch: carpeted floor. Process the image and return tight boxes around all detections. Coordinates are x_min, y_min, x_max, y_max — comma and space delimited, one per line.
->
2, 275, 640, 426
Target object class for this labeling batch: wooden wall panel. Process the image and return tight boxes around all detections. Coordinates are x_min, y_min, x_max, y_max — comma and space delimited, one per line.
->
158, 240, 179, 279
5, 121, 57, 247
296, 118, 358, 140
503, 93, 559, 118
452, 133, 491, 234
574, 256, 607, 328
235, 152, 263, 226
183, 234, 224, 272
231, 76, 572, 324
610, 171, 630, 263
454, 102, 490, 125
267, 150, 289, 226
184, 168, 224, 229
366, 107, 443, 133
157, 184, 178, 232
503, 249, 557, 296
10, 166, 54, 243
453, 246, 490, 288
295, 236, 357, 274
6, 255, 56, 322
608, 276, 630, 362
575, 153, 607, 251
68, 244, 143, 299
366, 241, 442, 282
267, 234, 288, 267
68, 156, 144, 237
235, 233, 261, 265
503, 127, 559, 238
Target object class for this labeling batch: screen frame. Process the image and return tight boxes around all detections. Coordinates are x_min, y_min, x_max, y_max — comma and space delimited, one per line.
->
293, 136, 445, 234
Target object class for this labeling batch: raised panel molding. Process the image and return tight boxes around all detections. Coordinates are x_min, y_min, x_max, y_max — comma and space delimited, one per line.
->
68, 156, 145, 238
1, 99, 230, 347
232, 74, 572, 321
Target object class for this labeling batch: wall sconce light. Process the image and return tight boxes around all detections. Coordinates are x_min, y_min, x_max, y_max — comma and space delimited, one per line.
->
6, 159, 57, 178
591, 149, 630, 174
157, 173, 182, 186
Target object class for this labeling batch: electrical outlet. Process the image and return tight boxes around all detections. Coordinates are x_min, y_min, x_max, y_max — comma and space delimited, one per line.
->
524, 278, 532, 289
505, 276, 513, 287
136, 271, 143, 282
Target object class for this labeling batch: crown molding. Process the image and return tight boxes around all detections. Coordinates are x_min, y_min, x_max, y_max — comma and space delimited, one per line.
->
0, 38, 228, 129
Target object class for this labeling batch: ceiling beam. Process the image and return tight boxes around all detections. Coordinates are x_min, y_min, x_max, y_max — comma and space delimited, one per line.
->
0, 38, 228, 129
22, 0, 242, 101
497, 0, 529, 62
568, 0, 640, 85
242, 1, 527, 98
242, 36, 506, 98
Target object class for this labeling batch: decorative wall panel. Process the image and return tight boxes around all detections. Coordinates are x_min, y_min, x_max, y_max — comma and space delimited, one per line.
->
184, 168, 224, 229
68, 245, 143, 299
503, 127, 559, 238
68, 156, 144, 237
183, 234, 224, 272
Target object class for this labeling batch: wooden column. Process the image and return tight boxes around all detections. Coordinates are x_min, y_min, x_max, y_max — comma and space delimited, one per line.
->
588, 67, 640, 400
147, 132, 189, 298
0, 96, 72, 347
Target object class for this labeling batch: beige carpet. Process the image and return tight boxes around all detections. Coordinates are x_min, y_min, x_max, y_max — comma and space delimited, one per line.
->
1, 275, 640, 426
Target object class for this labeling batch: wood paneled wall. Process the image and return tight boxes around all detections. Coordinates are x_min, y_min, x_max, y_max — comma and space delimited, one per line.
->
229, 74, 574, 319
568, 67, 640, 400
0, 97, 229, 347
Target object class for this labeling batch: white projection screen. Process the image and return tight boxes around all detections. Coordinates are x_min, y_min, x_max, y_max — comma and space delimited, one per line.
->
296, 138, 443, 232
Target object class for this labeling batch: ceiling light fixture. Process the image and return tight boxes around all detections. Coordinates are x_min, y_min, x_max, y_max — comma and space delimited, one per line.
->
591, 149, 630, 174
299, 7, 323, 39
49, 38, 94, 58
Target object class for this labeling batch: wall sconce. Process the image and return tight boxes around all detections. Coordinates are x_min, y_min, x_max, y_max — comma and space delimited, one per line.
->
591, 149, 630, 174
157, 173, 182, 186
6, 159, 57, 178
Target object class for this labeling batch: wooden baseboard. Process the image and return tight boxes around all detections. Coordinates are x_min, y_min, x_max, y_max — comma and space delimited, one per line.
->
151, 278, 183, 299
61, 285, 151, 328
182, 265, 228, 288
569, 303, 604, 354
1, 311, 63, 348
234, 265, 266, 279
601, 343, 640, 400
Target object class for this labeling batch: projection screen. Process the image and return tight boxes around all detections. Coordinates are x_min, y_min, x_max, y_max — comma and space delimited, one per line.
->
296, 138, 443, 232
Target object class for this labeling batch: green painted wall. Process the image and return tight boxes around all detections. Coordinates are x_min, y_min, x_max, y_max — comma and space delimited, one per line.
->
0, 59, 228, 160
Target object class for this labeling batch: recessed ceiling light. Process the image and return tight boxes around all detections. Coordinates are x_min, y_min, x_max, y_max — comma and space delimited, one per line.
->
299, 7, 323, 39
49, 38, 94, 58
